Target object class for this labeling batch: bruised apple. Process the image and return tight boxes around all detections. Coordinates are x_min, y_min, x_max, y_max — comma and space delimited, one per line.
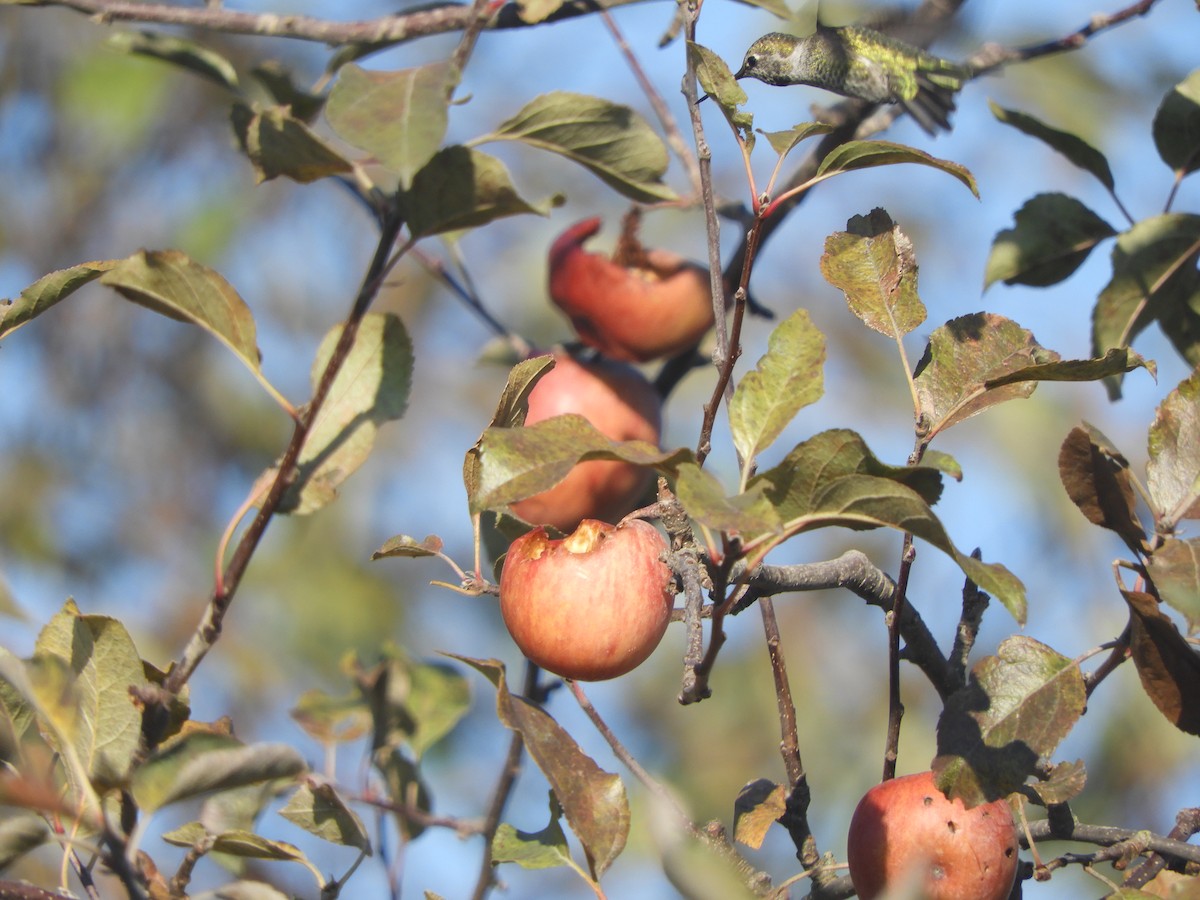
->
846, 771, 1019, 900
549, 216, 715, 363
499, 519, 675, 680
509, 353, 661, 532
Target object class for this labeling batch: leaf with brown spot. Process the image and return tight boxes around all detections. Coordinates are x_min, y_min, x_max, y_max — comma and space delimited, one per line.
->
1058, 426, 1146, 553
1123, 590, 1200, 736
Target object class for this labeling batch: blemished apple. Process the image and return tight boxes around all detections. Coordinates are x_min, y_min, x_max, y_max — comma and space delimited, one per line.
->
509, 352, 661, 532
499, 518, 675, 681
846, 770, 1020, 900
548, 217, 716, 363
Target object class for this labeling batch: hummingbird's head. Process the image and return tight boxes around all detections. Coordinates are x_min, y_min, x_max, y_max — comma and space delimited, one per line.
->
733, 32, 801, 86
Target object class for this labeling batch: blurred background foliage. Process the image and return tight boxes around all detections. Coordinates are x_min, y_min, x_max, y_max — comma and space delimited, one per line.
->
1, 1, 1199, 897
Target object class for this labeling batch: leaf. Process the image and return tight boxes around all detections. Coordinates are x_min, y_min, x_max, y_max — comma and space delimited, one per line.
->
35, 600, 148, 787
452, 656, 629, 877
279, 781, 371, 853
1147, 537, 1200, 632
325, 62, 456, 189
0, 648, 35, 747
760, 122, 835, 158
492, 794, 573, 869
934, 636, 1087, 805
985, 193, 1116, 289
106, 30, 239, 92
913, 313, 1060, 439
814, 140, 978, 198
468, 414, 689, 515
131, 732, 307, 813
981, 347, 1151, 389
820, 208, 926, 338
373, 747, 432, 840
1123, 590, 1200, 735
0, 815, 49, 868
674, 462, 782, 540
289, 689, 371, 744
732, 779, 786, 849
193, 882, 291, 900
230, 102, 352, 184
1093, 213, 1200, 397
212, 830, 307, 862
727, 308, 826, 464
1153, 69, 1200, 176
275, 313, 413, 515
400, 146, 558, 239
1024, 759, 1087, 806
354, 647, 471, 759
989, 101, 1116, 191
1057, 426, 1146, 553
475, 91, 676, 203
515, 0, 566, 24
372, 534, 444, 560
251, 61, 326, 123
1147, 369, 1200, 525
688, 42, 752, 139
0, 260, 117, 339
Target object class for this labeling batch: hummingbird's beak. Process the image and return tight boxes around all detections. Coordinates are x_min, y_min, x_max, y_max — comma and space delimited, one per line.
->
697, 93, 710, 103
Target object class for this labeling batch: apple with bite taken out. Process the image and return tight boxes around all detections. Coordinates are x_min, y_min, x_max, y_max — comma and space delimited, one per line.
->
499, 518, 675, 681
846, 770, 1019, 900
509, 352, 661, 532
549, 216, 715, 363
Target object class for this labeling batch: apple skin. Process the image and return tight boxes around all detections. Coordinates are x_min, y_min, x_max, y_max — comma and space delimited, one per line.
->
548, 217, 715, 363
846, 771, 1019, 900
509, 353, 661, 532
499, 519, 675, 681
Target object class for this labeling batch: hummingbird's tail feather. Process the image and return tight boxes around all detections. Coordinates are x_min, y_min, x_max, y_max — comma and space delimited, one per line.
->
902, 73, 959, 136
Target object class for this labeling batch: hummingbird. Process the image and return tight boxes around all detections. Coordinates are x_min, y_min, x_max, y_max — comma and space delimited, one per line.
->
733, 25, 970, 135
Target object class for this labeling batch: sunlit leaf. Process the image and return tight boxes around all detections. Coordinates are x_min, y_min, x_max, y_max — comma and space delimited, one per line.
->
1153, 69, 1200, 176
821, 208, 926, 337
1147, 369, 1200, 524
1057, 426, 1146, 553
515, 0, 566, 23
0, 261, 117, 339
231, 102, 352, 184
989, 101, 1116, 191
107, 30, 239, 92
1147, 537, 1200, 632
688, 42, 752, 140
279, 781, 371, 853
934, 636, 1087, 805
372, 534, 445, 560
728, 308, 826, 464
275, 313, 413, 515
326, 62, 456, 188
675, 462, 782, 540
475, 91, 676, 203
289, 689, 371, 744
913, 313, 1060, 439
733, 778, 786, 849
760, 122, 834, 158
814, 140, 978, 197
452, 656, 629, 877
1025, 759, 1087, 806
492, 794, 573, 869
985, 193, 1116, 289
1123, 590, 1200, 735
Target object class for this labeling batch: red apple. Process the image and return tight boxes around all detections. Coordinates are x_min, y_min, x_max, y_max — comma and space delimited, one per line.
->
499, 518, 675, 680
847, 771, 1019, 900
548, 217, 716, 363
509, 352, 661, 532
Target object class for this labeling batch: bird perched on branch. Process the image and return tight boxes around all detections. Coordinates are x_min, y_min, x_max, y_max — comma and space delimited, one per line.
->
733, 24, 971, 135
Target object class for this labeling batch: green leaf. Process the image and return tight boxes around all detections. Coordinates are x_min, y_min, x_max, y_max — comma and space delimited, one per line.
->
934, 636, 1087, 805
289, 689, 371, 744
231, 102, 352, 184
989, 101, 1116, 191
35, 600, 148, 787
400, 146, 558, 239
984, 193, 1116, 289
372, 534, 444, 560
279, 781, 371, 853
251, 61, 326, 123
131, 732, 307, 813
674, 462, 783, 540
687, 42, 752, 140
1093, 213, 1200, 397
1123, 590, 1200, 735
728, 308, 826, 465
820, 208, 926, 337
452, 656, 629, 877
0, 260, 118, 340
980, 347, 1152, 389
276, 313, 413, 515
813, 140, 978, 198
492, 794, 573, 869
0, 648, 35, 748
913, 313, 1061, 440
760, 122, 835, 159
326, 62, 456, 189
1147, 537, 1200, 633
106, 30, 239, 93
1025, 759, 1087, 806
1147, 369, 1200, 525
468, 414, 690, 515
475, 91, 676, 203
1058, 426, 1146, 554
373, 747, 432, 840
354, 646, 471, 759
0, 815, 49, 869
1153, 69, 1200, 176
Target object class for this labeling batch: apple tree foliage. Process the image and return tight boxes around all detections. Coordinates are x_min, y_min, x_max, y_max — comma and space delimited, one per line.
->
1, 1, 1199, 898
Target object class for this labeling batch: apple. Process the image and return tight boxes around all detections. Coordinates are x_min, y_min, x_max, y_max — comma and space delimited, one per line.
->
499, 518, 675, 680
509, 352, 661, 532
846, 771, 1019, 900
548, 217, 716, 363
